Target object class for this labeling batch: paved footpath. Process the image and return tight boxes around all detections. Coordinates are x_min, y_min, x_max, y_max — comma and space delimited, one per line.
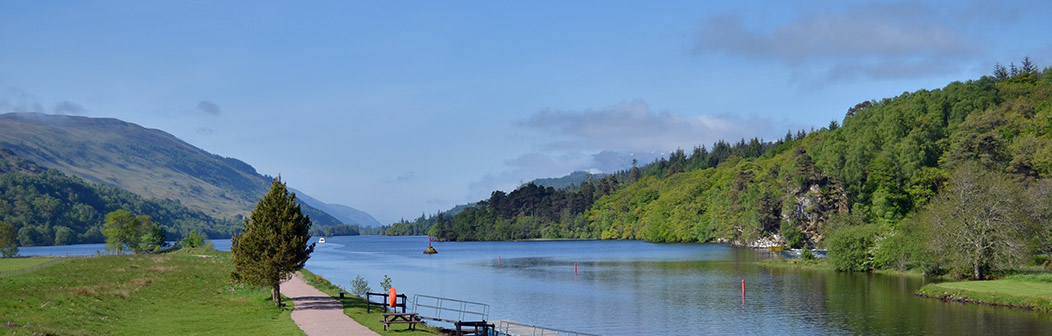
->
282, 272, 381, 336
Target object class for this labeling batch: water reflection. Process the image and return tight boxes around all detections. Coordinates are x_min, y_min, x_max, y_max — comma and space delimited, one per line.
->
300, 236, 1052, 335
21, 236, 1052, 335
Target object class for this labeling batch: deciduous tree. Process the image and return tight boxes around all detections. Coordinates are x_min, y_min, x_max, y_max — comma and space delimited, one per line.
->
103, 210, 147, 255
926, 164, 1037, 279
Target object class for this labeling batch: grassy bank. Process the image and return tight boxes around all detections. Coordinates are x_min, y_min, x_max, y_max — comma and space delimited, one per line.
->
0, 250, 303, 335
0, 257, 61, 273
916, 273, 1052, 311
759, 256, 939, 280
299, 269, 439, 335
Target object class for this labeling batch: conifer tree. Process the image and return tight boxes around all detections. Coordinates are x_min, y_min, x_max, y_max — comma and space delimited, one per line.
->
0, 221, 17, 257
231, 177, 315, 306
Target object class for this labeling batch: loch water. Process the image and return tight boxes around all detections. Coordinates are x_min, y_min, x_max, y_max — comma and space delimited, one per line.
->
20, 236, 1052, 335
304, 236, 1052, 335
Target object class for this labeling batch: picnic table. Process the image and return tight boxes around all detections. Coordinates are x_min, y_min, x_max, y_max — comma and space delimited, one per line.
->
381, 312, 421, 331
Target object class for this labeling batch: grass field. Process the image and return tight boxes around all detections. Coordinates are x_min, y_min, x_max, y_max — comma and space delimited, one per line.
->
0, 249, 303, 335
299, 269, 439, 335
917, 273, 1052, 311
0, 257, 61, 273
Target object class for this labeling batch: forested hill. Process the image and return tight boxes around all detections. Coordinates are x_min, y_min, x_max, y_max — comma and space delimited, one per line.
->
0, 158, 237, 245
425, 64, 1052, 249
0, 113, 359, 227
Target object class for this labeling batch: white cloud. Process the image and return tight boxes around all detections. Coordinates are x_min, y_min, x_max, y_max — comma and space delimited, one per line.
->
519, 100, 772, 153
694, 2, 983, 82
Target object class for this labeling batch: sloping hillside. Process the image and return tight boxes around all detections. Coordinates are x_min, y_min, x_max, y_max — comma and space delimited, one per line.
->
430, 66, 1052, 250
0, 166, 237, 245
293, 190, 383, 227
0, 113, 353, 226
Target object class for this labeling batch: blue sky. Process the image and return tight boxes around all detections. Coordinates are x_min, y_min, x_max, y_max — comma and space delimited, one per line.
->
2, 1, 1050, 223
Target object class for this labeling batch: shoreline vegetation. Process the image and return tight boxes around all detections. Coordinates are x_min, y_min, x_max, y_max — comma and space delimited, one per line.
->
916, 273, 1052, 312
760, 253, 1052, 311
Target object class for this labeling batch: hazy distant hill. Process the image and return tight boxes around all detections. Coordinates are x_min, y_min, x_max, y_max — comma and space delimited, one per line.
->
292, 189, 383, 227
529, 171, 607, 190
0, 113, 367, 227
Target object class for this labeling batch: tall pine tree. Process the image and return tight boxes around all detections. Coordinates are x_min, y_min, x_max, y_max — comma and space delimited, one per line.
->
231, 177, 315, 306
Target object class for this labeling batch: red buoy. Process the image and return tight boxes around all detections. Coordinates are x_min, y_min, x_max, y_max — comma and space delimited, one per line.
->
389, 287, 397, 307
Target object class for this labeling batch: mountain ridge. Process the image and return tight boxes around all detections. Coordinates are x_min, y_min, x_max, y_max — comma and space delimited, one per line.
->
0, 112, 375, 228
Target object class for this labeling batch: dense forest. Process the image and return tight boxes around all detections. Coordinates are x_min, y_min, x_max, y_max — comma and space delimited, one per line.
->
0, 167, 240, 246
399, 60, 1052, 277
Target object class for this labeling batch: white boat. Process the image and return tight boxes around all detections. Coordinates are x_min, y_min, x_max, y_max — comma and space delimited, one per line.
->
319, 237, 326, 243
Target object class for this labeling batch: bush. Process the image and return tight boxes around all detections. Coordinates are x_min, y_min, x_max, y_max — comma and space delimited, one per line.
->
351, 274, 371, 297
827, 224, 880, 272
781, 221, 804, 249
801, 248, 815, 260
180, 231, 213, 250
871, 220, 933, 271
379, 274, 393, 292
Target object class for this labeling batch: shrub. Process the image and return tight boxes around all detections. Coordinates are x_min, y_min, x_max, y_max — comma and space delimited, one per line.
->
351, 275, 371, 297
827, 224, 880, 272
180, 231, 213, 250
379, 274, 393, 292
801, 248, 815, 260
871, 220, 933, 272
781, 221, 804, 249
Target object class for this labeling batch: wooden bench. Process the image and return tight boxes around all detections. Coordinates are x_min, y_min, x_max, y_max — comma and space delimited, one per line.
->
380, 312, 422, 331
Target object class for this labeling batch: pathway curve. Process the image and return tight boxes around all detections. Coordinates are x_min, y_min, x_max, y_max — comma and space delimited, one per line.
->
282, 272, 381, 336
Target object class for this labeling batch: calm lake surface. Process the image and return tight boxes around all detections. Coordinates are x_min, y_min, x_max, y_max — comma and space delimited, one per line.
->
21, 236, 1052, 335
304, 236, 1052, 335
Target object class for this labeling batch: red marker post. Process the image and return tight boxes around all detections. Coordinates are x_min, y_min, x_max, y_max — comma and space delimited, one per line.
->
574, 263, 578, 276
741, 279, 745, 304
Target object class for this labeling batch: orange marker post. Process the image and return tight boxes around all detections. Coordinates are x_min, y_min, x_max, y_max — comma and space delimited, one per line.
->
741, 279, 745, 304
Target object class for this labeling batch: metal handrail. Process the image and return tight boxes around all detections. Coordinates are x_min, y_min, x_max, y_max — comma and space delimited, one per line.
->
412, 294, 489, 322
496, 320, 600, 336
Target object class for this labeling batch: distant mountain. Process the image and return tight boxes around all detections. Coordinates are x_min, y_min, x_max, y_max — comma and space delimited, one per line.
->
375, 202, 476, 236
0, 113, 356, 227
529, 171, 607, 190
589, 150, 662, 173
292, 190, 383, 227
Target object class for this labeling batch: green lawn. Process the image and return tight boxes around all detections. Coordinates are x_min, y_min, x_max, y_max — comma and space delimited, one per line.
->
0, 249, 304, 335
917, 273, 1052, 311
0, 257, 61, 273
300, 269, 440, 335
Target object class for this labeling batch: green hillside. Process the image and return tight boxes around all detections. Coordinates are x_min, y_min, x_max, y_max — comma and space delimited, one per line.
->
0, 113, 344, 229
430, 63, 1052, 266
0, 166, 237, 245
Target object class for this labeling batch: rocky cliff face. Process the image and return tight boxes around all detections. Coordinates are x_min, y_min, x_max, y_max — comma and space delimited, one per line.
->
782, 180, 849, 247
